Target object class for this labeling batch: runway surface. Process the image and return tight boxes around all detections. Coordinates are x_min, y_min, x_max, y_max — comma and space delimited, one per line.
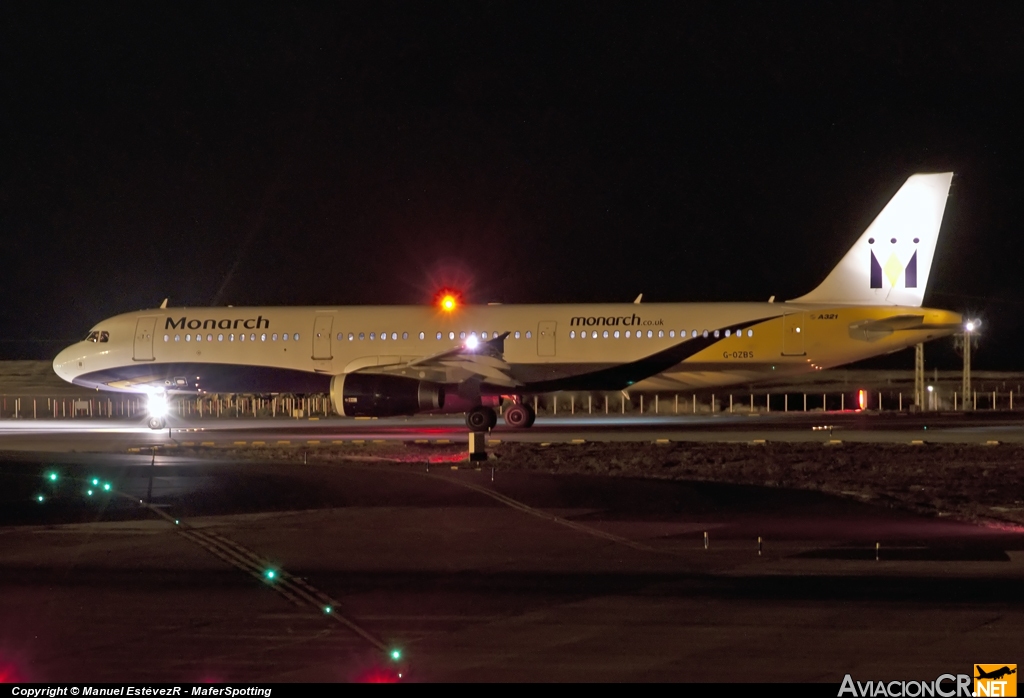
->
1, 410, 1024, 452
1, 452, 1023, 681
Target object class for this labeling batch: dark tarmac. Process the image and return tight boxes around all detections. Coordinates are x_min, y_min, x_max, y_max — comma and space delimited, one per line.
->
2, 410, 1024, 453
1, 451, 1022, 682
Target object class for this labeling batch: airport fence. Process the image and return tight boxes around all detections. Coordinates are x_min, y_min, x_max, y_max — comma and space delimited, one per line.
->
0, 386, 1022, 421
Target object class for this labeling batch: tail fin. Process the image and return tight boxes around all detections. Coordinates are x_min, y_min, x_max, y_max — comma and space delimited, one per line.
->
790, 172, 953, 307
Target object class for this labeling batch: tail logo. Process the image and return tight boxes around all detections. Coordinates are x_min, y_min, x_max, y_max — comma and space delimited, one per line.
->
869, 236, 919, 289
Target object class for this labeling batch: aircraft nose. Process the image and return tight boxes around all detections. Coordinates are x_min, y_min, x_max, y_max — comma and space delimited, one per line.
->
52, 344, 80, 384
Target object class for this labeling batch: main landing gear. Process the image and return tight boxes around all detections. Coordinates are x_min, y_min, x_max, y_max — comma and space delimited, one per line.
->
466, 406, 498, 432
502, 403, 536, 428
465, 401, 536, 432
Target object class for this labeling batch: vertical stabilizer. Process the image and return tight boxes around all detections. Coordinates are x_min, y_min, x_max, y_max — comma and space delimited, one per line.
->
790, 172, 953, 307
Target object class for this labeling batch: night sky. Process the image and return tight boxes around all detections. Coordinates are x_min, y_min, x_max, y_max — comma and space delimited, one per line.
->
3, 3, 1023, 369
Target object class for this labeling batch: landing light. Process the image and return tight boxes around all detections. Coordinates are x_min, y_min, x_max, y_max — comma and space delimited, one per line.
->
464, 335, 479, 350
147, 392, 169, 419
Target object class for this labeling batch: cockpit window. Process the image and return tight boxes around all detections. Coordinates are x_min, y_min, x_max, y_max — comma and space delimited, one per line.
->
84, 331, 110, 343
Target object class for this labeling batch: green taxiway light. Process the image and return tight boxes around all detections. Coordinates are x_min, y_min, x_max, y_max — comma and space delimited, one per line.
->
36, 495, 44, 503
47, 472, 58, 482
174, 520, 180, 525
91, 478, 99, 486
264, 569, 276, 581
87, 490, 94, 496
103, 483, 111, 491
390, 649, 402, 661
324, 606, 332, 614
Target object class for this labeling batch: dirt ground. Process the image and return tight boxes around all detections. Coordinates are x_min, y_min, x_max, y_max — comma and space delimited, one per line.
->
164, 440, 1024, 528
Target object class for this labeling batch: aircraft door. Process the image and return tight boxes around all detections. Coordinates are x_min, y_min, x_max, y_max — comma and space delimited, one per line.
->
782, 312, 806, 356
312, 315, 333, 360
537, 321, 557, 357
133, 317, 157, 361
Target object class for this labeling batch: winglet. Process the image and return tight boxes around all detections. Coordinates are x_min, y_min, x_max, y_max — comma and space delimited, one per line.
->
159, 298, 169, 309
633, 294, 643, 304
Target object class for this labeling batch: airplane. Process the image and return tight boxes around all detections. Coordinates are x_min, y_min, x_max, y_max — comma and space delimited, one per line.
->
976, 666, 1016, 681
53, 172, 964, 431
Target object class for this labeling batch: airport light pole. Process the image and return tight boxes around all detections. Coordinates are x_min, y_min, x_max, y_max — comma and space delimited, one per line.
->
914, 343, 925, 412
962, 321, 976, 410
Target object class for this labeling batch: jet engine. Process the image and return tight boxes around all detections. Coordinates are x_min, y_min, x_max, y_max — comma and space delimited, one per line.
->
330, 373, 445, 417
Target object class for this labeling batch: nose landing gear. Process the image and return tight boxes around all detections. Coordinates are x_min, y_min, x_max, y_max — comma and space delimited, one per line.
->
147, 416, 166, 430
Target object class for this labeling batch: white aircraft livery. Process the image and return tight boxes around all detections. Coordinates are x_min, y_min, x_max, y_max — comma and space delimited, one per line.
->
53, 172, 963, 430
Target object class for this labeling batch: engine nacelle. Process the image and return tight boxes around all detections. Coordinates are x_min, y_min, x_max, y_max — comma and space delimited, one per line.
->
330, 373, 445, 417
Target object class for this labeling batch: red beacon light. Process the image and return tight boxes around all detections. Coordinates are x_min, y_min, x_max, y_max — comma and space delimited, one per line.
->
436, 290, 460, 312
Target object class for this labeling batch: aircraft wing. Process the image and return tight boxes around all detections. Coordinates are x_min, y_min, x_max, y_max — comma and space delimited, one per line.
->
354, 332, 522, 388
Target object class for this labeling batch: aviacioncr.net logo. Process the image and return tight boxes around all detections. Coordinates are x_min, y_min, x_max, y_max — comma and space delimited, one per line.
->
839, 673, 972, 697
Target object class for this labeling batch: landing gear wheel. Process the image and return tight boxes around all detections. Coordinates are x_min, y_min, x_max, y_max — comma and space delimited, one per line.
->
466, 406, 497, 432
504, 403, 536, 428
148, 416, 166, 430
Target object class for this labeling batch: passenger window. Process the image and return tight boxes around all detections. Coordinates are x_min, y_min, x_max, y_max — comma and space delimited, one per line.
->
614, 330, 620, 338
526, 331, 532, 339
196, 334, 202, 343
207, 334, 213, 342
449, 332, 455, 340
436, 332, 442, 340
359, 332, 365, 340
218, 334, 224, 342
602, 330, 608, 338
392, 332, 398, 340
186, 334, 191, 342
174, 334, 180, 342
482, 332, 489, 339
692, 330, 698, 338
514, 331, 521, 339
336, 333, 342, 341
260, 333, 267, 341
272, 333, 278, 341
163, 334, 169, 342
250, 333, 256, 341
370, 333, 376, 340
229, 334, 234, 341
460, 331, 466, 339
658, 330, 664, 338
380, 332, 386, 341
747, 329, 753, 337
725, 329, 731, 337
646, 330, 652, 338
402, 332, 408, 340
240, 334, 245, 342
702, 330, 708, 338
625, 331, 631, 338
714, 330, 720, 338
293, 334, 299, 341
570, 331, 576, 339
348, 333, 354, 341
282, 333, 288, 341
669, 330, 675, 338
419, 332, 425, 340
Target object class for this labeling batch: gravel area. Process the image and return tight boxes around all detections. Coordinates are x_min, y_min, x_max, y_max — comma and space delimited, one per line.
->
167, 440, 1024, 528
